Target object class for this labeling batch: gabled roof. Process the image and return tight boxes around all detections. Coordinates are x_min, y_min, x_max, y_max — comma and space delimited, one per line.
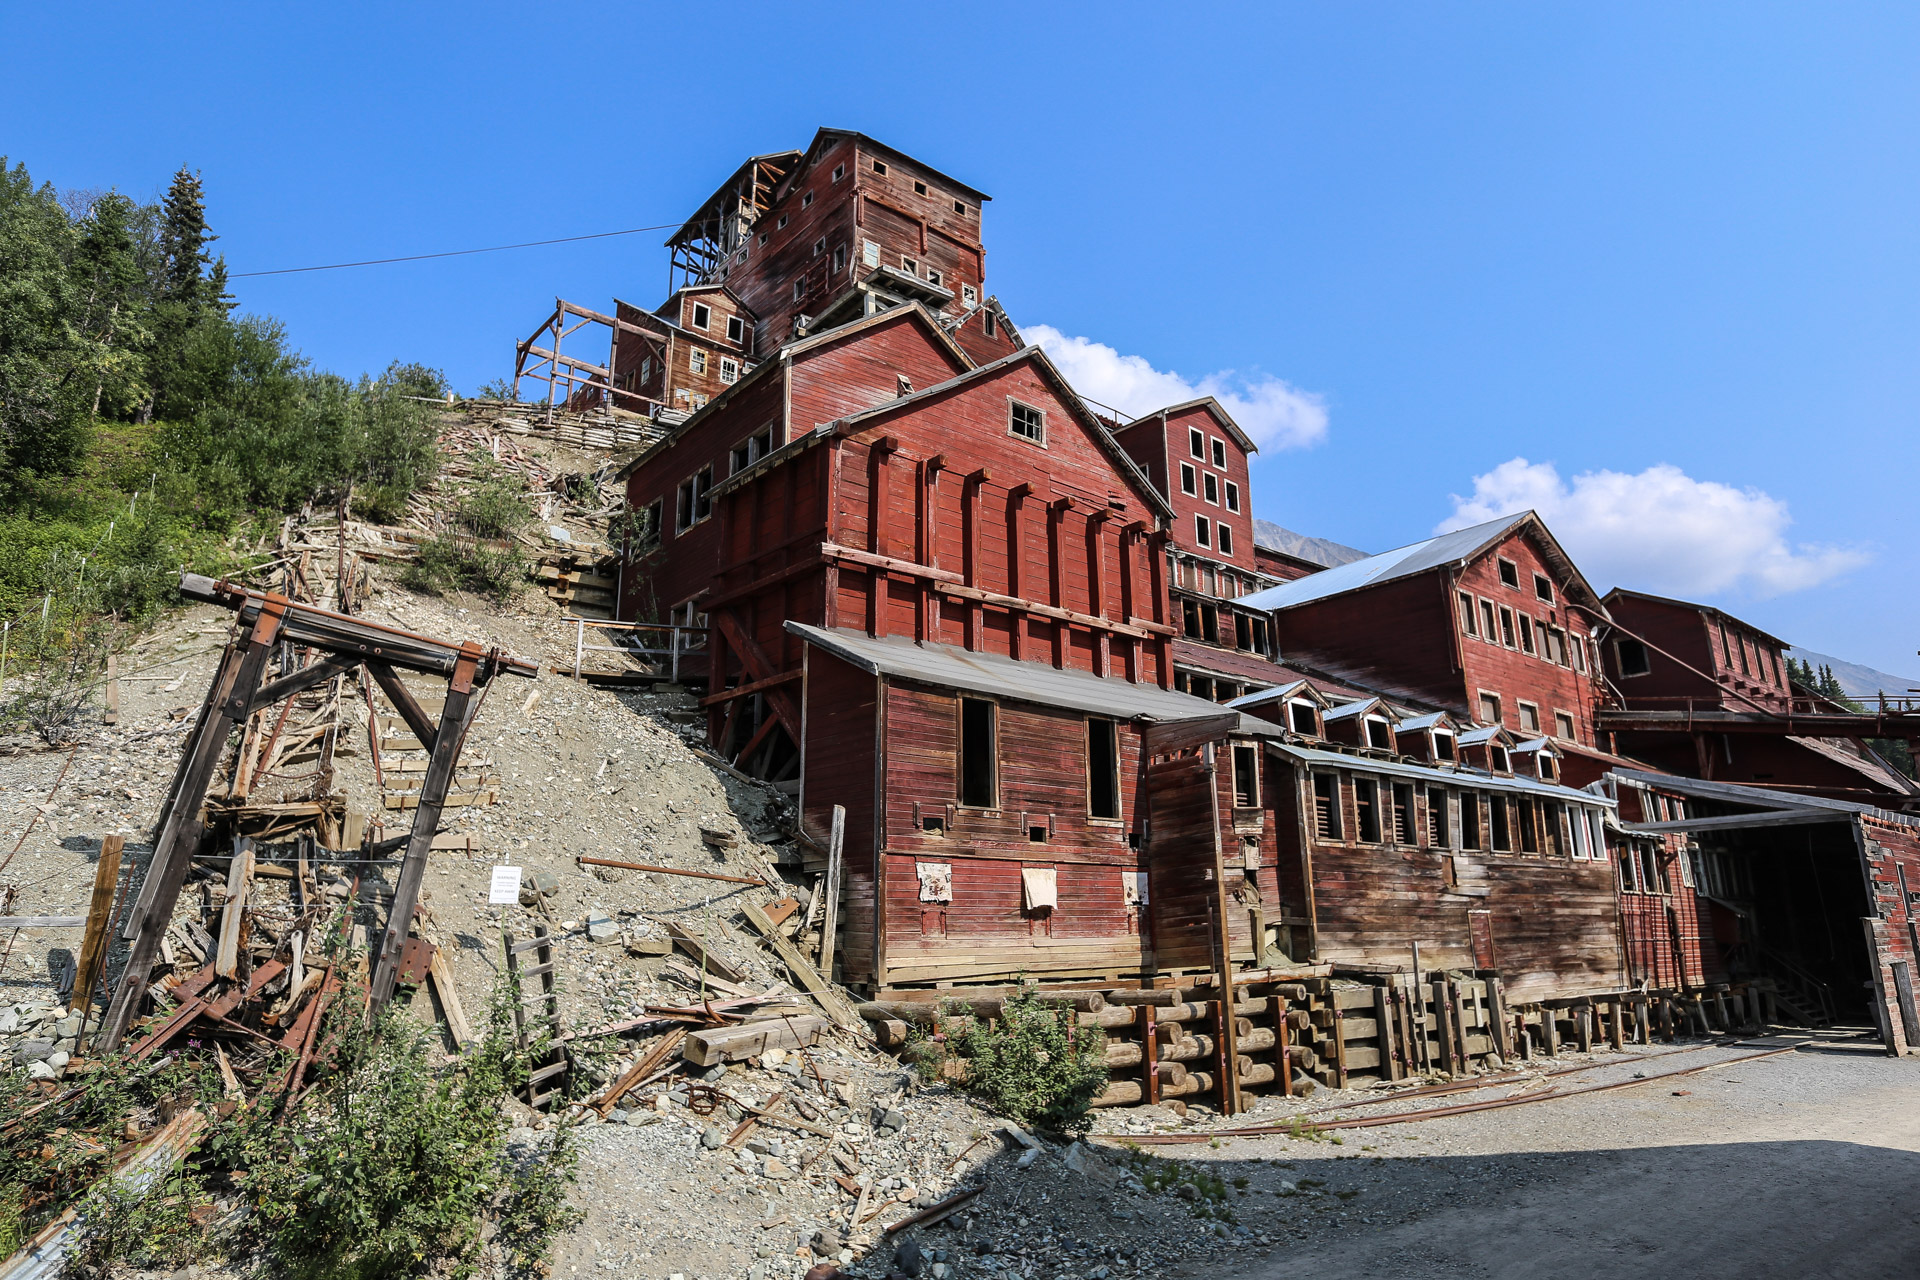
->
1322, 697, 1390, 724
657, 283, 756, 320
1225, 680, 1329, 712
1238, 512, 1607, 615
825, 343, 1174, 523
1511, 736, 1560, 756
613, 302, 973, 482
789, 624, 1280, 735
1457, 724, 1516, 748
1119, 397, 1257, 456
1601, 587, 1793, 651
1394, 711, 1456, 734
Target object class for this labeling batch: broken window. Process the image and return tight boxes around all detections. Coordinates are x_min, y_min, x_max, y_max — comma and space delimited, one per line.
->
1518, 615, 1535, 655
692, 466, 713, 522
1195, 515, 1211, 548
1234, 613, 1252, 650
1616, 638, 1651, 677
1434, 730, 1456, 761
1233, 743, 1260, 807
1460, 792, 1482, 851
1489, 797, 1512, 852
901, 255, 919, 275
674, 478, 695, 533
1365, 717, 1393, 751
813, 237, 826, 258
832, 163, 845, 182
1203, 473, 1219, 505
1355, 780, 1382, 843
1183, 600, 1203, 640
689, 348, 708, 375
691, 302, 711, 330
719, 357, 738, 385
927, 268, 943, 287
1201, 603, 1219, 643
959, 698, 997, 808
953, 199, 968, 215
1211, 438, 1227, 468
983, 310, 997, 338
792, 278, 805, 303
1290, 702, 1318, 735
1499, 607, 1517, 648
1534, 572, 1554, 602
1431, 787, 1451, 848
961, 283, 978, 309
1490, 745, 1509, 772
1498, 558, 1520, 589
872, 159, 888, 174
1313, 774, 1342, 840
1480, 599, 1498, 643
1391, 782, 1415, 844
1518, 799, 1539, 853
1225, 481, 1240, 512
727, 315, 746, 345
833, 244, 847, 273
1088, 718, 1120, 819
635, 498, 663, 549
1179, 463, 1196, 496
1217, 523, 1233, 556
1459, 592, 1478, 637
1008, 401, 1045, 443
1189, 427, 1205, 458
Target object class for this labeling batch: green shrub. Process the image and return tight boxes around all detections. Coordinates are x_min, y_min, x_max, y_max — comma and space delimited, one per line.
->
952, 990, 1108, 1136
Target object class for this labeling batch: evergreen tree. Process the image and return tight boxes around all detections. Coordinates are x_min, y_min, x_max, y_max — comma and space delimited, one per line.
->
0, 158, 92, 477
72, 191, 153, 418
157, 166, 213, 312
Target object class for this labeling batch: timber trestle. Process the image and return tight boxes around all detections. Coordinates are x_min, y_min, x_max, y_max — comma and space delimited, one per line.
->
97, 573, 536, 1051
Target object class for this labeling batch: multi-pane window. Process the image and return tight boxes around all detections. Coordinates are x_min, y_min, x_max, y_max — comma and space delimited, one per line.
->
1009, 401, 1045, 443
689, 348, 708, 375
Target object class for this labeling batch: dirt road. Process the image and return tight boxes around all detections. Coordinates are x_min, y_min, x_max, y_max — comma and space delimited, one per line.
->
1212, 1032, 1920, 1280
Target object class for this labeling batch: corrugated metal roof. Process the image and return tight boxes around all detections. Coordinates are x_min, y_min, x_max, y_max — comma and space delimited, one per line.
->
1225, 680, 1314, 710
1394, 711, 1452, 733
1321, 699, 1383, 723
1269, 743, 1613, 807
787, 624, 1281, 734
1238, 515, 1527, 613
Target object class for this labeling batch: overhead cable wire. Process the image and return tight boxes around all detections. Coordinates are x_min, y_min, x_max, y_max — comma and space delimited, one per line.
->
230, 221, 684, 278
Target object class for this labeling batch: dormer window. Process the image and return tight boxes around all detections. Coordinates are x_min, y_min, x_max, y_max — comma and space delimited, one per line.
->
1364, 717, 1393, 751
1490, 746, 1510, 773
1433, 731, 1456, 761
1538, 753, 1558, 781
1289, 702, 1318, 735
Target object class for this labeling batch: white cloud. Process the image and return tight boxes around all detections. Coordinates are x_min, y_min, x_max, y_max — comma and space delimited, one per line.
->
1439, 458, 1869, 598
1024, 324, 1327, 451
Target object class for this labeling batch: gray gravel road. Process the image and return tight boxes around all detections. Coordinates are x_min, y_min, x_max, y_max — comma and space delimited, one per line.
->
1214, 1032, 1920, 1280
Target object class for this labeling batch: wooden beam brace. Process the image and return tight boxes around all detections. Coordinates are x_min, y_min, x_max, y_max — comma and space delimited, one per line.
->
367, 661, 438, 753
246, 653, 362, 716
698, 668, 804, 707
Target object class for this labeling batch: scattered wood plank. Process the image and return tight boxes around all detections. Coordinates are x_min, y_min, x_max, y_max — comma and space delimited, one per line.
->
578, 855, 761, 886
740, 902, 860, 1031
665, 921, 750, 984
427, 943, 473, 1046
592, 1026, 688, 1116
683, 1014, 826, 1065
214, 843, 254, 979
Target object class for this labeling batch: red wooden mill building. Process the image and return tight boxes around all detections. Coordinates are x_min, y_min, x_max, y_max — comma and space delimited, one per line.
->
553, 129, 1920, 1089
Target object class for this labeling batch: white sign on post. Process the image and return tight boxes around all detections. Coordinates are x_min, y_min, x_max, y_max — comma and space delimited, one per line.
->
488, 865, 523, 905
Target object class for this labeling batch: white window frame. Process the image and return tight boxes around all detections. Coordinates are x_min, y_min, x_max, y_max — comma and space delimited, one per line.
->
726, 314, 746, 345
719, 356, 739, 385
1008, 399, 1046, 445
862, 240, 880, 267
689, 348, 708, 375
1202, 472, 1219, 505
690, 302, 711, 330
1194, 514, 1211, 548
961, 283, 978, 309
1210, 437, 1227, 468
1217, 523, 1233, 556
1179, 463, 1196, 495
1189, 427, 1205, 459
1224, 480, 1240, 512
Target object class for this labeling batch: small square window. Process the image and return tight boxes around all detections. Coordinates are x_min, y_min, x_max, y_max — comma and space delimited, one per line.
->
813, 237, 826, 257
1224, 481, 1240, 512
1195, 514, 1211, 547
1519, 702, 1541, 733
1189, 427, 1205, 459
1498, 558, 1520, 589
1218, 523, 1233, 555
719, 357, 738, 385
802, 190, 814, 208
913, 180, 928, 195
691, 302, 711, 330
1179, 463, 1196, 495
1479, 691, 1502, 724
758, 233, 768, 246
927, 268, 943, 287
1009, 400, 1045, 443
872, 159, 888, 175
1554, 710, 1576, 740
953, 199, 967, 215
1534, 573, 1554, 602
689, 348, 707, 375
832, 163, 845, 182
726, 315, 745, 344
1210, 438, 1226, 468
777, 213, 789, 229
1203, 473, 1219, 504
901, 255, 918, 275
897, 375, 913, 396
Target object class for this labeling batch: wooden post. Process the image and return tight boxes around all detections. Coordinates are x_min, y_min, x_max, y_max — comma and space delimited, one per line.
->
1487, 976, 1511, 1060
1275, 994, 1294, 1096
215, 838, 254, 979
1450, 982, 1470, 1071
1432, 980, 1456, 1074
819, 804, 845, 983
1541, 1003, 1560, 1057
1204, 743, 1240, 1115
369, 646, 486, 1010
71, 834, 123, 1023
1374, 985, 1400, 1081
1139, 1003, 1160, 1105
103, 655, 118, 725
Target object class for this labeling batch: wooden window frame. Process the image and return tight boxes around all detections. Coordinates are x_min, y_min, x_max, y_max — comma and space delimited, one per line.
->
1433, 730, 1456, 761
957, 696, 999, 811
1179, 463, 1197, 495
1497, 557, 1520, 589
802, 190, 815, 208
1517, 700, 1541, 735
1518, 615, 1536, 655
1210, 437, 1227, 468
1477, 690, 1502, 725
689, 348, 708, 375
1194, 514, 1211, 549
1087, 717, 1122, 822
691, 302, 711, 330
1224, 480, 1240, 512
913, 180, 929, 196
1354, 778, 1383, 844
1189, 427, 1205, 459
1615, 637, 1652, 678
1498, 606, 1518, 649
1459, 791, 1482, 851
1479, 598, 1498, 644
726, 314, 746, 345
1553, 710, 1576, 741
1231, 742, 1261, 809
1007, 399, 1046, 446
1533, 572, 1554, 603
1289, 702, 1319, 736
1312, 773, 1342, 840
832, 163, 845, 182
1459, 591, 1478, 638
871, 159, 888, 175
1390, 781, 1416, 845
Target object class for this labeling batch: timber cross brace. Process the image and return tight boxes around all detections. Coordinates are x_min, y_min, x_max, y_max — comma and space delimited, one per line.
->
98, 573, 537, 1050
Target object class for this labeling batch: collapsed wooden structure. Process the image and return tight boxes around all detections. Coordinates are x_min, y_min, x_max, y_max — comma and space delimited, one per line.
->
97, 575, 536, 1050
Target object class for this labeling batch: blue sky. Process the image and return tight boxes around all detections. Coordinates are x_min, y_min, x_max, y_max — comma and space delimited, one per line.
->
7, 3, 1917, 676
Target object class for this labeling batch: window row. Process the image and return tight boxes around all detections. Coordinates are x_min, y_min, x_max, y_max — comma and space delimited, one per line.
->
686, 303, 749, 347
1179, 599, 1271, 655
1459, 591, 1590, 674
1171, 555, 1261, 600
1193, 514, 1234, 555
954, 699, 1125, 822
1176, 461, 1241, 513
1474, 690, 1579, 744
687, 347, 741, 385
1309, 773, 1608, 862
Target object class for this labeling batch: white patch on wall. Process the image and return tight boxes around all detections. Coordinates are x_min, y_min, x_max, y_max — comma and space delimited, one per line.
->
916, 861, 953, 904
1122, 870, 1148, 906
1021, 866, 1058, 912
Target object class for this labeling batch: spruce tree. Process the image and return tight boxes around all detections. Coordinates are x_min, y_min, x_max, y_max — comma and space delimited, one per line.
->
157, 166, 213, 312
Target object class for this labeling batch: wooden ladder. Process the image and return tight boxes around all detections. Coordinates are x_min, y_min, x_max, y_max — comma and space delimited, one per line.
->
503, 925, 569, 1109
